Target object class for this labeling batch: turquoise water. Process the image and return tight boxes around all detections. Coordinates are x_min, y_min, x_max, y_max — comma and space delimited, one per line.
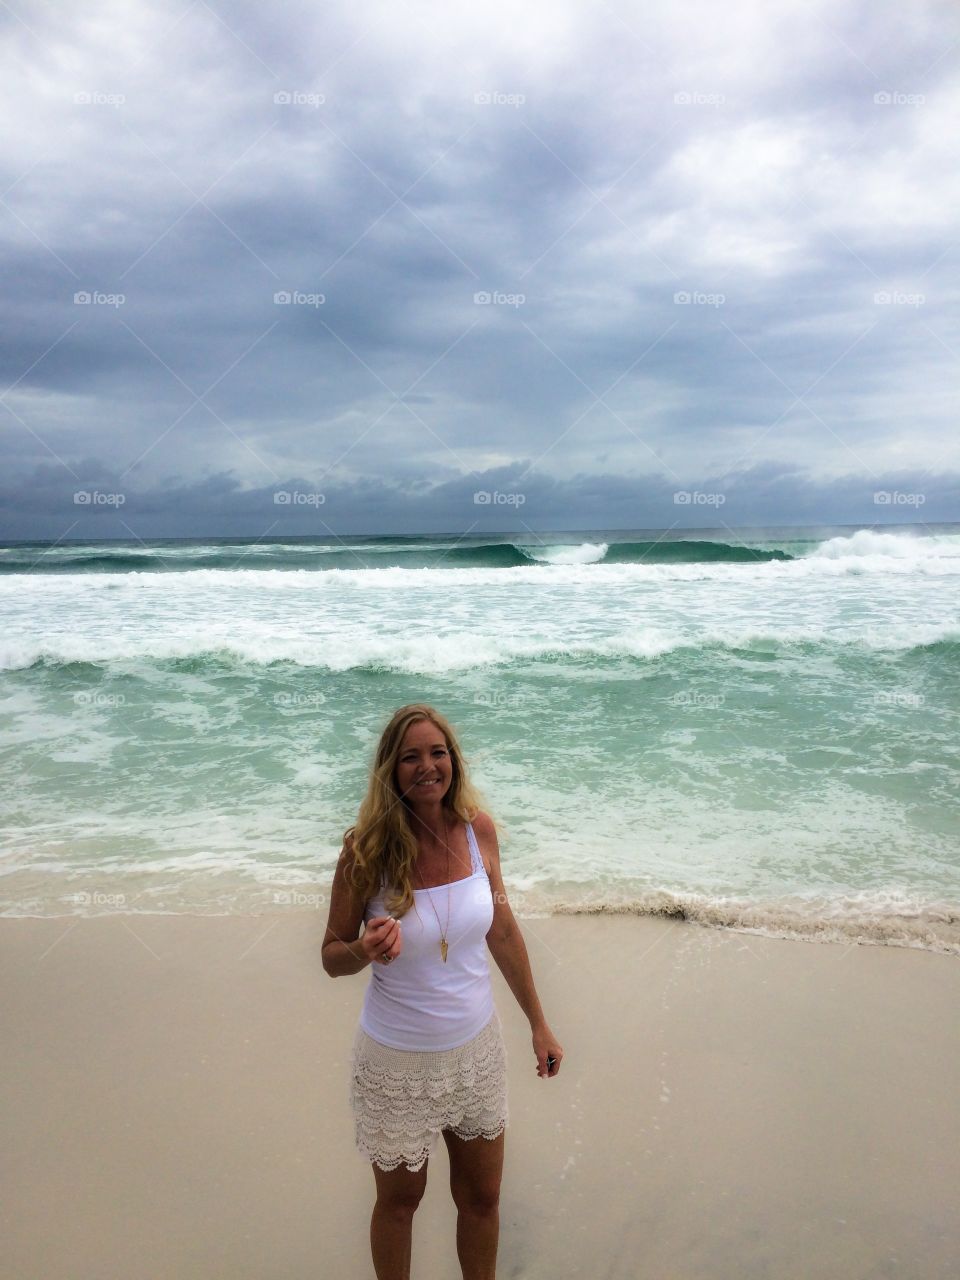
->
1, 523, 959, 952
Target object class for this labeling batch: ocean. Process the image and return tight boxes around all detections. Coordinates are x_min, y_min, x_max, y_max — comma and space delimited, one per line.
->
2, 523, 958, 953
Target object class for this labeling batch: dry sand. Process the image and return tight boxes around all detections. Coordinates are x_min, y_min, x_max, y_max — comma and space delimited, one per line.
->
2, 911, 958, 1279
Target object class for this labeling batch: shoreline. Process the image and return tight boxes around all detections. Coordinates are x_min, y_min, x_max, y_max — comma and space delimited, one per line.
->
2, 911, 958, 1278
3, 889, 959, 956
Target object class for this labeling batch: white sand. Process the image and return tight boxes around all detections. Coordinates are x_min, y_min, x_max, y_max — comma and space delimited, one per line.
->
1, 912, 958, 1279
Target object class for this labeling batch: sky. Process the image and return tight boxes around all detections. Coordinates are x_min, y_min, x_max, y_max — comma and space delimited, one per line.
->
1, 0, 958, 541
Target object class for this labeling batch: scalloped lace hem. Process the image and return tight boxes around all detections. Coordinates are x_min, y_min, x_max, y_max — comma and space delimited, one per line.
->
349, 1012, 509, 1173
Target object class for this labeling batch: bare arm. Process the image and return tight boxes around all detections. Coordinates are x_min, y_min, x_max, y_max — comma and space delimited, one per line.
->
321, 840, 398, 977
488, 924, 547, 1031
476, 811, 563, 1076
476, 812, 547, 1030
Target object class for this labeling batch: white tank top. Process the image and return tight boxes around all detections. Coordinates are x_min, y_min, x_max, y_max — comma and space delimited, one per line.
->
359, 821, 495, 1051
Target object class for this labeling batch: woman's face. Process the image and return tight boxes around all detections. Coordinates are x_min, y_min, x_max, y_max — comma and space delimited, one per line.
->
395, 720, 453, 806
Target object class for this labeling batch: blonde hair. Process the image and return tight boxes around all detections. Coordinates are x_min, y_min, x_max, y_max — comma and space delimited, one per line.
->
344, 704, 489, 918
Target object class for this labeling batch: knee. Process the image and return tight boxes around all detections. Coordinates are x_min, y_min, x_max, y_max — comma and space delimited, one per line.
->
452, 1182, 500, 1217
376, 1189, 425, 1220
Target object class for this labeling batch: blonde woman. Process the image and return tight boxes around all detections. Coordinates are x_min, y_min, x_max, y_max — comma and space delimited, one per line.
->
322, 704, 563, 1280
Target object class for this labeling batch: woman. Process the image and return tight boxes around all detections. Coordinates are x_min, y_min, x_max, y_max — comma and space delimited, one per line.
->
322, 703, 563, 1280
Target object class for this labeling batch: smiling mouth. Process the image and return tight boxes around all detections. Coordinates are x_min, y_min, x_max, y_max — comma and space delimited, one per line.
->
415, 778, 441, 787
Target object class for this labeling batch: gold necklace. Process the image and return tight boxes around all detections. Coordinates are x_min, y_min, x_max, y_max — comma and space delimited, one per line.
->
413, 811, 452, 961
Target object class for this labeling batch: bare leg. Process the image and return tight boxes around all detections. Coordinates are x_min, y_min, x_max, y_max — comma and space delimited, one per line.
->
442, 1128, 505, 1280
370, 1158, 428, 1280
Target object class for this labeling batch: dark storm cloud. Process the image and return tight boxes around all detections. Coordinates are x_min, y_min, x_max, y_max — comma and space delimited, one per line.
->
0, 0, 957, 540
3, 457, 956, 543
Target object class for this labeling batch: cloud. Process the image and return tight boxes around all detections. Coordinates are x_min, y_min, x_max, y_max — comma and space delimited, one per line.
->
2, 457, 956, 542
0, 0, 957, 539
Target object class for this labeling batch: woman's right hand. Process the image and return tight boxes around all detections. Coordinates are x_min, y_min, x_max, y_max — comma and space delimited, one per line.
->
362, 915, 402, 965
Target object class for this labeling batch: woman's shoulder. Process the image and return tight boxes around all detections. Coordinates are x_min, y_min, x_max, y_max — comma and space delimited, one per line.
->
467, 810, 500, 875
469, 809, 497, 839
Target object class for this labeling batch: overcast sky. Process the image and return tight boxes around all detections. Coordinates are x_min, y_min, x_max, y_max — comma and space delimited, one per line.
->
1, 0, 958, 541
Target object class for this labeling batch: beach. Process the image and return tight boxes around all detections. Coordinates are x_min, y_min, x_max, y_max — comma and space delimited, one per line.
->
3, 527, 959, 1275
5, 0, 958, 1269
2, 910, 957, 1279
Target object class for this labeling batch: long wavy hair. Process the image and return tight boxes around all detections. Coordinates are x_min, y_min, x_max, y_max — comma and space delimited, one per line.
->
344, 704, 489, 918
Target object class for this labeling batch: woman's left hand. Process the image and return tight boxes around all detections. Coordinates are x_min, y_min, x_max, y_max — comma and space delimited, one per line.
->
532, 1024, 563, 1078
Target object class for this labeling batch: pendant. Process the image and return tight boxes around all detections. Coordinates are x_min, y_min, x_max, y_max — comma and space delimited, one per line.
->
440, 938, 448, 962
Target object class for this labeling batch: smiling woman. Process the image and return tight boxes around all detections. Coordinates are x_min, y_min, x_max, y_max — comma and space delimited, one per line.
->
321, 703, 563, 1280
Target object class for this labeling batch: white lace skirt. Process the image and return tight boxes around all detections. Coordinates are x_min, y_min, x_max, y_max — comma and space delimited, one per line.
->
349, 1008, 509, 1173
